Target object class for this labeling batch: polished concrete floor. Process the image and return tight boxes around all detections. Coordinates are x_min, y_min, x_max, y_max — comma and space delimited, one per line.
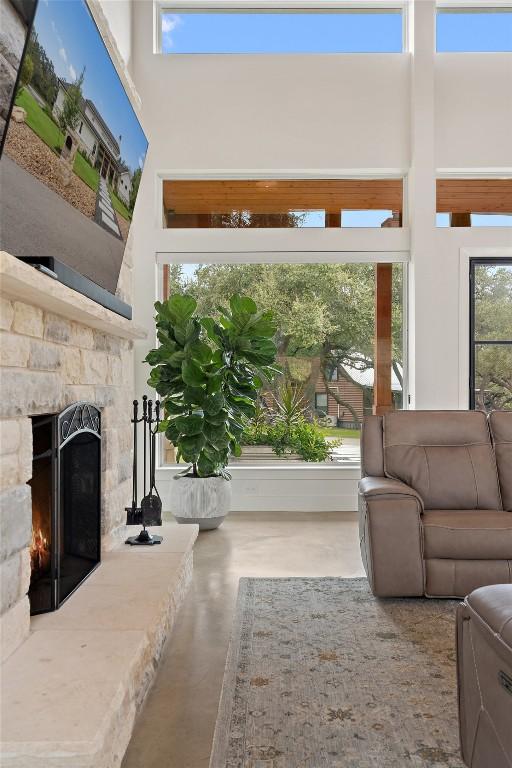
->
122, 511, 365, 768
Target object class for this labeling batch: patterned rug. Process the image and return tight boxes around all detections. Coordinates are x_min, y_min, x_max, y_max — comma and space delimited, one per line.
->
209, 578, 464, 768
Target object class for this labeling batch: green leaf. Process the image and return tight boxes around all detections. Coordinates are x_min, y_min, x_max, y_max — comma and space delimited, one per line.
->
174, 413, 204, 436
205, 409, 229, 426
186, 341, 212, 365
183, 386, 206, 407
204, 422, 230, 449
165, 421, 180, 443
204, 391, 225, 415
168, 351, 186, 367
248, 310, 277, 338
201, 318, 222, 345
230, 294, 257, 316
167, 294, 197, 324
196, 453, 217, 478
232, 442, 242, 458
182, 358, 206, 387
178, 433, 206, 460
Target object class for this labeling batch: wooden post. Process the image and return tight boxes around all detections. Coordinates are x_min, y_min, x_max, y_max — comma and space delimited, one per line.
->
373, 263, 394, 415
162, 264, 170, 300
326, 211, 341, 228
449, 212, 471, 227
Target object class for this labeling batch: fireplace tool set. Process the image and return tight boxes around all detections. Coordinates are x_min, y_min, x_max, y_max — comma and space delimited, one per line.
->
125, 396, 163, 546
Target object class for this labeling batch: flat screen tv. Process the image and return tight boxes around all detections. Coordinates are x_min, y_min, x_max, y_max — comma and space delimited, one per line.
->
0, 0, 148, 318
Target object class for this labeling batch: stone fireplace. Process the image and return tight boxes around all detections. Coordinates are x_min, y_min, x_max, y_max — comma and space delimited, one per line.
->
29, 403, 101, 614
0, 254, 198, 768
0, 251, 139, 661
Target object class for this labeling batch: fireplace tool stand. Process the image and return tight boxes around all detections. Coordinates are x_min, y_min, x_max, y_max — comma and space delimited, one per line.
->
125, 396, 163, 546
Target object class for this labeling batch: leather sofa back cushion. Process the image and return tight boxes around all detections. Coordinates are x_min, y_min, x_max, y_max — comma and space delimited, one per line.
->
489, 411, 512, 510
383, 411, 502, 510
361, 416, 384, 477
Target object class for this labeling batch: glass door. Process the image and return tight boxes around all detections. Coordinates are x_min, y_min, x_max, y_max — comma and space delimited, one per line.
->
469, 258, 512, 412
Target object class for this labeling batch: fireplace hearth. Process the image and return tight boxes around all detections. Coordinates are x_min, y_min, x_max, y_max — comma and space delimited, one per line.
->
29, 402, 101, 614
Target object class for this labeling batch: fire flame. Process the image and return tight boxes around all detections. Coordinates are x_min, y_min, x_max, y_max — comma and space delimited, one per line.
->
30, 527, 50, 574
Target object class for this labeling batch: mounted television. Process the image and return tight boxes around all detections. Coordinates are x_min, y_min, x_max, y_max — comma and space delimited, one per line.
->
0, 0, 148, 318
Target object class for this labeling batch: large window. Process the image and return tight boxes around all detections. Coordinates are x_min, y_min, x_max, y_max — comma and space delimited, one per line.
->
162, 179, 403, 229
437, 7, 512, 52
160, 9, 404, 54
470, 259, 512, 412
158, 261, 405, 467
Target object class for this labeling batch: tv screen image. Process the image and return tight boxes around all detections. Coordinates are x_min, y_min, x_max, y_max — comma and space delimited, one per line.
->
0, 0, 148, 299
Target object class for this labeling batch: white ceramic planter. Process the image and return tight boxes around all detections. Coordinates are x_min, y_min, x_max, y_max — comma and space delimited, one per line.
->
170, 474, 232, 530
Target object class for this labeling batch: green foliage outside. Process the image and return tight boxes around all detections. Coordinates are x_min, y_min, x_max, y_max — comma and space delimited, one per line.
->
167, 263, 405, 424
318, 426, 360, 439
473, 265, 512, 411
146, 293, 280, 477
242, 420, 336, 462
241, 383, 340, 462
16, 54, 33, 97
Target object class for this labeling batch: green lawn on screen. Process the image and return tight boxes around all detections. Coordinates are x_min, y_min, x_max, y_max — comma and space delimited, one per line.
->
15, 88, 100, 193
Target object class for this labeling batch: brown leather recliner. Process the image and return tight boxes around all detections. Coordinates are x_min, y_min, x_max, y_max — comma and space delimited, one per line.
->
358, 410, 512, 598
457, 584, 512, 767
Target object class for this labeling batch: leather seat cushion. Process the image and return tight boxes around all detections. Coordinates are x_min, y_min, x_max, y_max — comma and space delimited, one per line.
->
423, 510, 512, 560
383, 411, 502, 510
489, 411, 512, 511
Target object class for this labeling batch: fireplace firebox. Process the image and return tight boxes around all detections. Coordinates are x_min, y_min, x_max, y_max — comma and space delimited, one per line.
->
29, 402, 101, 614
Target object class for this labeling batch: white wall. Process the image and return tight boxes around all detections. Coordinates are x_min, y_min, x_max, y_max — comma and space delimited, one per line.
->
435, 54, 512, 170
97, 0, 134, 73
413, 229, 512, 410
126, 0, 512, 510
133, 56, 410, 171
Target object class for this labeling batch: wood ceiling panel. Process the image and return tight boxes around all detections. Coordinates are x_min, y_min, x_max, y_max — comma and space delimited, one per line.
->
437, 179, 512, 213
163, 179, 404, 215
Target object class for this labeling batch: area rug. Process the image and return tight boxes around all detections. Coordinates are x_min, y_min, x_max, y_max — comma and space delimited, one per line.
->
209, 578, 464, 768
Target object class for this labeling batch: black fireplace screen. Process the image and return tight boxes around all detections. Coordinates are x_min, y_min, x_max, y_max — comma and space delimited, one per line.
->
29, 403, 101, 614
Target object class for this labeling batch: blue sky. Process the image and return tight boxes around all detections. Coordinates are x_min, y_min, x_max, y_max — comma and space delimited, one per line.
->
437, 11, 512, 52
34, 0, 147, 172
161, 12, 403, 54
162, 10, 512, 54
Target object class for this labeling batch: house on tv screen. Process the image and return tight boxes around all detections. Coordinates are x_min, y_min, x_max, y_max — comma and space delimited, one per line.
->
53, 78, 130, 201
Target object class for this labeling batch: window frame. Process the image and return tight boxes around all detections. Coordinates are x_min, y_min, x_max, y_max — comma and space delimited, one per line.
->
469, 256, 512, 411
155, 1, 408, 55
154, 254, 409, 471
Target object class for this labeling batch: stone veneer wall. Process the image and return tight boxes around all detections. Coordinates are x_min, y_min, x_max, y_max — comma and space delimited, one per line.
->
0, 296, 135, 662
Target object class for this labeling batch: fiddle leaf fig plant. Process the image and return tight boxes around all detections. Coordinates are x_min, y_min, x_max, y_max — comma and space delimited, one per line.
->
145, 293, 279, 478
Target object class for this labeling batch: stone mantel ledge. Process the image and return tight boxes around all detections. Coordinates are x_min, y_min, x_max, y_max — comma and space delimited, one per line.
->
0, 522, 198, 768
0, 252, 147, 341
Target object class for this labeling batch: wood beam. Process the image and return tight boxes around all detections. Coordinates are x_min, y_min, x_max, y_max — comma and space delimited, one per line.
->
162, 179, 404, 218
373, 263, 394, 416
437, 179, 512, 214
162, 264, 170, 300
326, 211, 341, 228
449, 212, 471, 227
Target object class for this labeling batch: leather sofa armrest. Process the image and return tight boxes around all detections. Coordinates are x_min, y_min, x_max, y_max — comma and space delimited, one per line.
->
358, 477, 424, 597
359, 476, 424, 509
